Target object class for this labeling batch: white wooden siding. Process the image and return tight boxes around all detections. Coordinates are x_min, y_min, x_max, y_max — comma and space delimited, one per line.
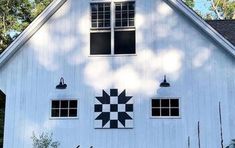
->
0, 0, 235, 147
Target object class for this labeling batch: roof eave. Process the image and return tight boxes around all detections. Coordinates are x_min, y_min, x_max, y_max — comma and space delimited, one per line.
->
0, 0, 67, 68
165, 0, 235, 57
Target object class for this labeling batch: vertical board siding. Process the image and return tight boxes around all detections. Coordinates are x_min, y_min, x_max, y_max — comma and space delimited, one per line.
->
0, 0, 235, 147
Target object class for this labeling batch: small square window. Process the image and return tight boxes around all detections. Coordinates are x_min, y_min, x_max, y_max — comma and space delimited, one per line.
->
51, 100, 78, 118
151, 98, 180, 118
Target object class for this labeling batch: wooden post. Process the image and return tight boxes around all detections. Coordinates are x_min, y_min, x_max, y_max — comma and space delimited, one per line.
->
188, 136, 190, 148
219, 102, 224, 148
198, 121, 201, 148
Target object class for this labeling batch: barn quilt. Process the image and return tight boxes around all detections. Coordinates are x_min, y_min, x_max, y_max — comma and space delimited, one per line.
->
94, 89, 133, 129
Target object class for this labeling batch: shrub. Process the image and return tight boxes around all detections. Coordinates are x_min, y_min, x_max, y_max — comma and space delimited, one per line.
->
31, 132, 60, 148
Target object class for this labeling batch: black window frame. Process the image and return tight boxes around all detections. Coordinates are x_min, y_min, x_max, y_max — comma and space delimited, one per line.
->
51, 99, 78, 118
151, 98, 180, 118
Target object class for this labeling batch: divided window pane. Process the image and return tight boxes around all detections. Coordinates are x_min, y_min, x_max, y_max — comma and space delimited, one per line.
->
151, 99, 180, 117
51, 100, 78, 118
115, 2, 135, 27
91, 3, 111, 29
90, 2, 135, 55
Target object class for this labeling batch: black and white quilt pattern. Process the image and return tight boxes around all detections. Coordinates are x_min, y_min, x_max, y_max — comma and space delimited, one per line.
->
94, 89, 133, 129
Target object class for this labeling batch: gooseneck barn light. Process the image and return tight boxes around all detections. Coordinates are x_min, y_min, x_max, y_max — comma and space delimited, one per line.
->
160, 75, 170, 87
56, 77, 67, 89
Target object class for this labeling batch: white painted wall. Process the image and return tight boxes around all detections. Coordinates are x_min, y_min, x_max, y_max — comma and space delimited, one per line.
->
0, 0, 235, 147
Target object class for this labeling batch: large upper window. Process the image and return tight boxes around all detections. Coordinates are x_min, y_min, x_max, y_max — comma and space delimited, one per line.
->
51, 100, 78, 118
91, 3, 111, 28
115, 2, 135, 27
90, 1, 135, 55
151, 98, 180, 118
90, 3, 111, 55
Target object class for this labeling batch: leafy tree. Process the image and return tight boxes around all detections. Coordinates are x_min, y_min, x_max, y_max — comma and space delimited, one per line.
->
183, 0, 235, 20
209, 0, 235, 19
185, 0, 195, 8
31, 132, 60, 148
0, 0, 52, 54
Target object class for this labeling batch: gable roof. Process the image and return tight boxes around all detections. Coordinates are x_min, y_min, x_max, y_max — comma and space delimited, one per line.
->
165, 0, 235, 55
0, 0, 234, 69
0, 0, 67, 68
206, 20, 235, 46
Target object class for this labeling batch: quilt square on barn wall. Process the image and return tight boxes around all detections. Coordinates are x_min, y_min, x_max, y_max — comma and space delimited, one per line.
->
94, 89, 133, 129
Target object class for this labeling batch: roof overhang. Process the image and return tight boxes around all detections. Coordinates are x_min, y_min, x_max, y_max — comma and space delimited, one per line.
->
0, 0, 67, 69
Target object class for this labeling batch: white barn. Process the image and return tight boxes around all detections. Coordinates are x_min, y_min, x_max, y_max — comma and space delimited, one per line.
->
0, 0, 235, 147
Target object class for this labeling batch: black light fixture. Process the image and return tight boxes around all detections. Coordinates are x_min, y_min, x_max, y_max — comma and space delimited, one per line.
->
56, 77, 67, 89
160, 75, 170, 87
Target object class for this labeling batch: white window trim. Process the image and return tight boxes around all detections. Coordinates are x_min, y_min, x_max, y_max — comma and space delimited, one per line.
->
150, 97, 181, 119
49, 99, 79, 120
89, 0, 136, 56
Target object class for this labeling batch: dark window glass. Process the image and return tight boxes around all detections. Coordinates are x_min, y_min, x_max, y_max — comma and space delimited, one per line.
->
70, 100, 77, 108
115, 20, 121, 27
116, 4, 121, 11
51, 100, 78, 118
115, 2, 135, 27
61, 100, 68, 108
61, 109, 68, 117
161, 100, 169, 107
152, 99, 160, 107
51, 109, 59, 117
114, 30, 135, 54
161, 108, 170, 116
171, 99, 179, 107
52, 101, 59, 108
151, 99, 180, 117
152, 109, 160, 116
91, 3, 110, 28
69, 109, 77, 117
90, 32, 111, 55
171, 108, 179, 116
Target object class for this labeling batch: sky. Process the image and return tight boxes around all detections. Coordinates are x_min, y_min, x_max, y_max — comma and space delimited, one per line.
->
194, 0, 212, 16
195, 0, 211, 13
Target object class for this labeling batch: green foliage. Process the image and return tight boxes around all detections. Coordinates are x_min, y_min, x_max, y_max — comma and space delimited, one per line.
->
183, 0, 235, 20
184, 0, 195, 8
0, 0, 53, 53
31, 132, 60, 148
209, 0, 235, 19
